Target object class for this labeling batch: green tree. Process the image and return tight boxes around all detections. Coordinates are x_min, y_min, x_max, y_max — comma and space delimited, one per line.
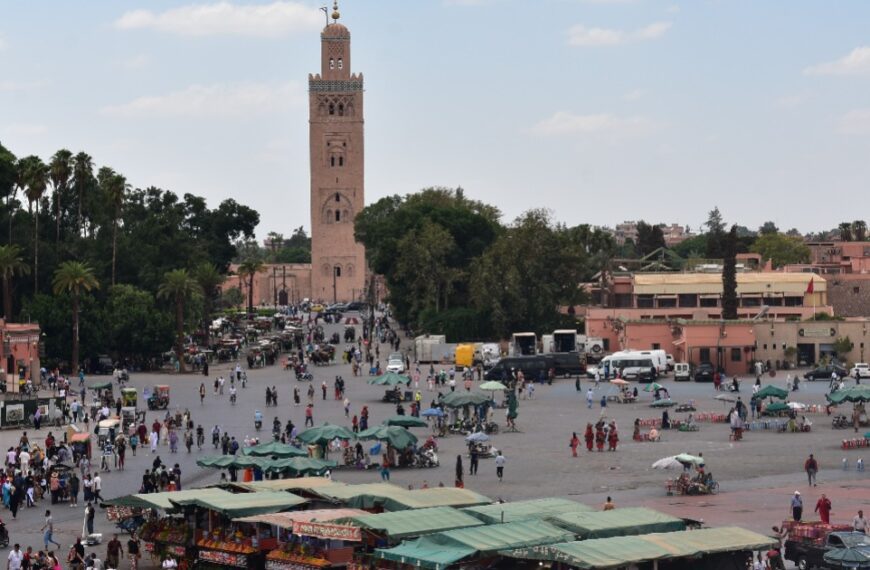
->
393, 221, 458, 321
237, 258, 264, 314
157, 269, 200, 372
52, 261, 99, 375
635, 221, 666, 256
853, 220, 867, 242
0, 144, 18, 245
833, 336, 854, 359
21, 155, 48, 292
0, 244, 29, 320
759, 221, 779, 235
750, 233, 811, 268
193, 262, 223, 330
838, 222, 854, 242
721, 225, 738, 320
105, 284, 174, 362
49, 149, 73, 245
98, 168, 127, 286
705, 207, 727, 259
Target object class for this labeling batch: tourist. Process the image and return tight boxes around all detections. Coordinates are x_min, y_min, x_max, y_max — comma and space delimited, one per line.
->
106, 534, 123, 569
804, 454, 818, 486
853, 510, 868, 533
791, 491, 803, 521
494, 450, 505, 482
586, 388, 594, 409
42, 510, 60, 550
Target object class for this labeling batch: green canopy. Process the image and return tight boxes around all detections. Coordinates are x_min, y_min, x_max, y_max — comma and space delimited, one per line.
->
827, 386, 870, 405
501, 527, 776, 569
382, 415, 428, 428
764, 402, 790, 414
89, 382, 114, 391
197, 455, 263, 469
549, 508, 686, 539
314, 484, 490, 511
376, 520, 575, 570
479, 381, 508, 391
357, 425, 418, 450
367, 372, 411, 386
649, 399, 676, 408
643, 382, 664, 393
264, 457, 336, 476
674, 454, 705, 466
170, 490, 306, 518
824, 547, 870, 568
339, 506, 485, 540
439, 391, 491, 408
243, 441, 308, 458
755, 385, 789, 400
298, 423, 355, 445
103, 488, 229, 511
462, 498, 591, 525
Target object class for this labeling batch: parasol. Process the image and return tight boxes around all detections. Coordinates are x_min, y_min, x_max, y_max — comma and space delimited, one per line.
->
643, 382, 664, 393
421, 408, 445, 418
465, 432, 490, 443
382, 415, 428, 428
652, 456, 683, 469
609, 378, 629, 386
367, 372, 411, 387
357, 425, 418, 450
298, 423, 355, 445
650, 399, 676, 408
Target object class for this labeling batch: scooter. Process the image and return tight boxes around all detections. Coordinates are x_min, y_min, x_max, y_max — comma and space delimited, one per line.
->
296, 371, 313, 382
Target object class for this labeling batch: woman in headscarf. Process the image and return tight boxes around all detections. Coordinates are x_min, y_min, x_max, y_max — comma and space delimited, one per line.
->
455, 455, 464, 488
584, 423, 594, 452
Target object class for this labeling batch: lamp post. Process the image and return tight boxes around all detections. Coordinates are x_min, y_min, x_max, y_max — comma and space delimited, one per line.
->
333, 267, 338, 304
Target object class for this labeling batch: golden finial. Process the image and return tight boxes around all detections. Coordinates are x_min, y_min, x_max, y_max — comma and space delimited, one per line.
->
331, 1, 340, 21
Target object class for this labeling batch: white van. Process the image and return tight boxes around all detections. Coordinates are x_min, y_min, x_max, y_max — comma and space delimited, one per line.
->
600, 351, 656, 382
674, 363, 692, 382
636, 349, 668, 375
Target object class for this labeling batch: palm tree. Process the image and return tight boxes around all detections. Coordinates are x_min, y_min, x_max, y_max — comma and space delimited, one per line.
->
237, 259, 264, 315
72, 152, 93, 236
0, 245, 30, 321
193, 262, 223, 332
99, 168, 127, 286
157, 269, 201, 373
49, 149, 73, 245
52, 261, 99, 376
21, 156, 48, 293
8, 159, 26, 245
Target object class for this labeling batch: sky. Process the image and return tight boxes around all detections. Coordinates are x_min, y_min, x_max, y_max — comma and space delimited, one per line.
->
2, 0, 870, 239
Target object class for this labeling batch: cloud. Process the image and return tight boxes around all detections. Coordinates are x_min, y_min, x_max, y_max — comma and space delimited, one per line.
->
805, 47, 870, 76
838, 109, 870, 135
114, 1, 322, 38
101, 82, 305, 118
531, 111, 657, 137
0, 35, 6, 51
0, 80, 49, 93
1, 124, 48, 137
568, 21, 671, 47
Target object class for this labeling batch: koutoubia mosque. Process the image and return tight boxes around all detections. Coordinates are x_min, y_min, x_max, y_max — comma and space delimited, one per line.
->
227, 2, 367, 305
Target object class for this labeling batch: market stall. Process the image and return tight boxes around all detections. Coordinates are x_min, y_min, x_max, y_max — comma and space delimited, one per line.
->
460, 498, 591, 525
547, 507, 688, 540
312, 484, 491, 512
234, 509, 367, 570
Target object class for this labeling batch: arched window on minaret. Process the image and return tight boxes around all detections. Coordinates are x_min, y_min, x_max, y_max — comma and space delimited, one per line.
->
325, 209, 333, 224
335, 210, 341, 222
335, 193, 341, 202
329, 58, 335, 70
338, 156, 344, 167
334, 266, 342, 277
328, 103, 335, 115
338, 103, 344, 117
330, 156, 335, 167
346, 264, 354, 278
338, 58, 343, 70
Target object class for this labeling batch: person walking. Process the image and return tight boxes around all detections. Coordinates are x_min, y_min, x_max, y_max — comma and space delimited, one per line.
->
106, 534, 123, 570
455, 455, 464, 488
853, 510, 868, 533
586, 388, 594, 409
380, 455, 390, 482
805, 454, 818, 486
815, 493, 832, 524
570, 432, 580, 457
791, 491, 803, 521
305, 404, 314, 427
86, 501, 96, 535
469, 446, 479, 475
42, 510, 61, 550
127, 533, 141, 570
321, 381, 328, 400
494, 450, 505, 482
584, 423, 594, 452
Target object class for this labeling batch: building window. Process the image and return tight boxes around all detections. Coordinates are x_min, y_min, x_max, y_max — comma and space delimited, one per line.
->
636, 295, 654, 308
699, 348, 711, 363
700, 297, 719, 308
678, 294, 698, 308
854, 287, 860, 294
338, 104, 344, 116
338, 156, 344, 166
731, 348, 742, 362
335, 193, 340, 202
328, 103, 335, 115
763, 344, 767, 350
338, 58, 343, 70
783, 296, 803, 307
330, 156, 335, 167
329, 58, 335, 69
657, 297, 677, 308
652, 343, 661, 350
741, 297, 762, 307
334, 266, 341, 277
335, 210, 341, 222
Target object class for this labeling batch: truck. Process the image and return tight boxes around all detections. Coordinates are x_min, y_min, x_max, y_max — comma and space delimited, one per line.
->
542, 330, 578, 354
576, 335, 605, 362
509, 333, 538, 357
784, 526, 870, 569
414, 335, 457, 364
454, 343, 475, 369
475, 343, 501, 369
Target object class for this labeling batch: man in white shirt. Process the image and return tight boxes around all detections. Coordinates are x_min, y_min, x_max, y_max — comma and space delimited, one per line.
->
18, 450, 30, 474
494, 450, 505, 482
7, 544, 23, 570
854, 510, 868, 533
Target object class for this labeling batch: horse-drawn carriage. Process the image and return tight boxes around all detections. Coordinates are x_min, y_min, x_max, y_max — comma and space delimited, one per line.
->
310, 345, 335, 365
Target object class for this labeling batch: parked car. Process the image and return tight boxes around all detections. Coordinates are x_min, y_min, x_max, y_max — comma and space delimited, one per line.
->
851, 363, 870, 379
674, 363, 692, 382
346, 301, 368, 312
803, 364, 848, 381
785, 530, 870, 570
694, 362, 714, 382
386, 352, 405, 373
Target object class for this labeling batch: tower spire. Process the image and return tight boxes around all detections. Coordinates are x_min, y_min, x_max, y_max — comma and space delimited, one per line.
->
331, 1, 340, 22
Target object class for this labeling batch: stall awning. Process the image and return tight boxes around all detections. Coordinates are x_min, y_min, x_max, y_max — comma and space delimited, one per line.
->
376, 520, 575, 570
103, 488, 230, 511
233, 508, 367, 529
548, 508, 686, 540
170, 490, 306, 518
462, 498, 591, 525
500, 527, 776, 569
314, 484, 490, 511
229, 478, 345, 494
340, 506, 485, 540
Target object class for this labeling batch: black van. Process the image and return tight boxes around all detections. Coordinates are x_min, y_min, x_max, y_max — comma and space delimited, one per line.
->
544, 353, 586, 377
484, 356, 549, 381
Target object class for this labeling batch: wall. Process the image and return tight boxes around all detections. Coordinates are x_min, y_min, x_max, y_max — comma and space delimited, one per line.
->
224, 264, 313, 307
0, 321, 42, 391
826, 276, 870, 318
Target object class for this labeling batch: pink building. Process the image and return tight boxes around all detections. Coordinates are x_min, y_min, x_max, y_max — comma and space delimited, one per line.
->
0, 320, 41, 391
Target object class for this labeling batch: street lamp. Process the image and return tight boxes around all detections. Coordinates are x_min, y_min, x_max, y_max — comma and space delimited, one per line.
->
333, 266, 339, 304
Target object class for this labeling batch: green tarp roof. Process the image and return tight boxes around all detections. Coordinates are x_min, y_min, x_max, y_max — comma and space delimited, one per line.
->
340, 506, 485, 540
170, 490, 306, 518
377, 520, 575, 570
501, 527, 776, 569
549, 508, 686, 539
243, 441, 309, 458
229, 478, 345, 493
314, 484, 490, 511
103, 488, 229, 511
462, 498, 591, 524
828, 386, 870, 404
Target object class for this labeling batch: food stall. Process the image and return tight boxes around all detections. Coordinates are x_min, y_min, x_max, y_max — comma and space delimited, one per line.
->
69, 432, 92, 460
234, 509, 367, 570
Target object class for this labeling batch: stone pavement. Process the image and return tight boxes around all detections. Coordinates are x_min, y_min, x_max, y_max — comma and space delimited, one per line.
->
0, 314, 867, 568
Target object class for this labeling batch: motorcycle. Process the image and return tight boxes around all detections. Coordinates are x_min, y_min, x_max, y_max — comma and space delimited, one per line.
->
414, 448, 439, 468
296, 371, 313, 382
832, 414, 850, 429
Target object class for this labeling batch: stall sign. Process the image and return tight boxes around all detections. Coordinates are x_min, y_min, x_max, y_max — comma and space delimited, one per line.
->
198, 550, 248, 567
266, 562, 326, 570
292, 521, 361, 542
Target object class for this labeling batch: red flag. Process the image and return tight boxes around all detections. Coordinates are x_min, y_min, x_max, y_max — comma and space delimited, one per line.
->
806, 278, 814, 294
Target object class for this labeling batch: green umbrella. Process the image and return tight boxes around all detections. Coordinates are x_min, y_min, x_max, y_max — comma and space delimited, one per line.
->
643, 382, 664, 393
755, 385, 789, 400
649, 399, 676, 408
827, 386, 870, 405
674, 453, 705, 466
243, 441, 308, 458
764, 402, 790, 414
383, 415, 428, 428
262, 457, 336, 476
197, 455, 264, 469
479, 381, 508, 391
357, 425, 418, 450
823, 547, 870, 568
367, 372, 411, 386
439, 391, 491, 408
298, 423, 356, 445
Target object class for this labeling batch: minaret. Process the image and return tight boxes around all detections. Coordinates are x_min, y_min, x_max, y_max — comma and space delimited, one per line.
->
309, 1, 366, 303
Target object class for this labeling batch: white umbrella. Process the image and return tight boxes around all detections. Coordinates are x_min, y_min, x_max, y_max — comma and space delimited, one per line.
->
652, 456, 683, 469
787, 402, 808, 411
